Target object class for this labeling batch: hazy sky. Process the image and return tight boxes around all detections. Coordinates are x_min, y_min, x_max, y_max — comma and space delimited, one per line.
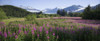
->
0, 0, 100, 10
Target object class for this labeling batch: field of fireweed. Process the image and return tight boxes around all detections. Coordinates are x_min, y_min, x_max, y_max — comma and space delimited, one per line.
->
0, 18, 100, 41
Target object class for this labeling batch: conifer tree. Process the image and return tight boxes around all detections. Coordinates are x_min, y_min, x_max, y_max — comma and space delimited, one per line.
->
0, 8, 7, 20
82, 5, 91, 19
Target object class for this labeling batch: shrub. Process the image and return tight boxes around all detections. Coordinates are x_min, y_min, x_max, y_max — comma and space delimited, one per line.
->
0, 8, 7, 20
25, 14, 36, 21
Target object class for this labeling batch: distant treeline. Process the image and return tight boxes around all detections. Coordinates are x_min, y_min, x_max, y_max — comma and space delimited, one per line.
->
57, 9, 82, 17
0, 5, 33, 17
82, 4, 100, 20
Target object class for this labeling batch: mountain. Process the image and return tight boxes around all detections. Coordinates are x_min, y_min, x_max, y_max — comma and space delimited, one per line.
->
43, 7, 61, 14
19, 5, 40, 12
63, 5, 84, 12
43, 5, 84, 14
76, 4, 100, 12
0, 5, 32, 17
92, 4, 100, 9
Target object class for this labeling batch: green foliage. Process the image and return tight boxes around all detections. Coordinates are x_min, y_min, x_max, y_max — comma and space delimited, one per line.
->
0, 8, 7, 20
37, 11, 43, 14
57, 9, 61, 15
36, 14, 60, 18
25, 14, 36, 21
82, 5, 91, 19
82, 5, 100, 20
68, 12, 82, 17
57, 9, 67, 16
37, 14, 45, 18
0, 5, 32, 17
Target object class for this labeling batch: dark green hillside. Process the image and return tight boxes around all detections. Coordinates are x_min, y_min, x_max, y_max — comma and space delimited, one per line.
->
0, 5, 32, 17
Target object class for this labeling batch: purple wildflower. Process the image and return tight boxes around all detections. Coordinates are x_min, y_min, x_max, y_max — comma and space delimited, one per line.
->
33, 27, 36, 30
8, 31, 10, 35
4, 32, 7, 38
53, 33, 55, 36
37, 34, 39, 37
49, 27, 52, 32
8, 31, 12, 37
60, 27, 63, 30
43, 24, 45, 27
56, 27, 59, 30
0, 31, 2, 36
23, 26, 25, 28
47, 24, 49, 27
18, 29, 21, 34
18, 24, 21, 28
0, 22, 5, 25
46, 30, 48, 34
15, 35, 18, 39
24, 31, 27, 34
39, 27, 42, 32
44, 27, 47, 31
12, 32, 15, 36
47, 36, 49, 39
31, 30, 34, 35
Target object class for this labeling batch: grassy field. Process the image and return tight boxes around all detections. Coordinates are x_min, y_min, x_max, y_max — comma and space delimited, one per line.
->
0, 17, 100, 41
2, 18, 25, 24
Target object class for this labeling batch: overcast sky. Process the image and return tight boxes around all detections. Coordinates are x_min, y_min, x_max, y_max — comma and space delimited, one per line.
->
0, 0, 100, 10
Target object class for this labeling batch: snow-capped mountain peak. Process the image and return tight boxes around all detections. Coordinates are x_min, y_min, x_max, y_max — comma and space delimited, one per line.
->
19, 5, 40, 12
43, 5, 84, 14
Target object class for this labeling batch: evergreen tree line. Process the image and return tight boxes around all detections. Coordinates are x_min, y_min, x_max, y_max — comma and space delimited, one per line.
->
0, 5, 33, 17
57, 9, 67, 16
82, 4, 100, 20
57, 9, 81, 17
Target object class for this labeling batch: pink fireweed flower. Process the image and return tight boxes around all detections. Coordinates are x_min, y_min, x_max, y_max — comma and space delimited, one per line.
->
18, 29, 21, 34
33, 27, 36, 30
31, 30, 34, 35
18, 24, 23, 28
4, 32, 7, 38
65, 27, 67, 30
23, 26, 25, 28
8, 31, 12, 37
46, 30, 48, 34
60, 27, 63, 30
56, 27, 59, 30
37, 34, 39, 37
0, 31, 2, 36
8, 31, 10, 35
44, 27, 47, 31
47, 36, 50, 39
53, 33, 55, 36
39, 27, 42, 32
47, 24, 49, 27
49, 27, 52, 32
0, 22, 5, 25
24, 31, 27, 34
15, 35, 18, 39
43, 24, 45, 27
12, 32, 15, 36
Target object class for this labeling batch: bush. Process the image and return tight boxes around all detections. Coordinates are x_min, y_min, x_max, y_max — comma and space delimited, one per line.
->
0, 8, 7, 20
25, 14, 36, 21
